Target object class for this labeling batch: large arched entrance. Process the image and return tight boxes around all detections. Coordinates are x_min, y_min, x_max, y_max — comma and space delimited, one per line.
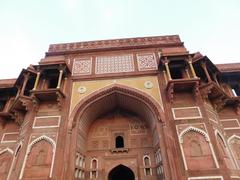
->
68, 84, 166, 179
108, 165, 135, 180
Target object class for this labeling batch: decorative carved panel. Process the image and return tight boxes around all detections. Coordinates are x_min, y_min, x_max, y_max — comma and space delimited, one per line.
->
229, 137, 240, 168
23, 140, 53, 179
182, 131, 215, 170
72, 58, 92, 76
129, 123, 147, 135
1, 132, 19, 143
216, 134, 233, 169
172, 106, 202, 120
137, 53, 158, 71
33, 116, 61, 129
95, 55, 134, 74
0, 151, 12, 179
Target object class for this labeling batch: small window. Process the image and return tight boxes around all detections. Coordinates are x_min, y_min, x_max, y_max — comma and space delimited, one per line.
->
115, 136, 124, 148
75, 168, 78, 178
144, 156, 150, 166
75, 153, 79, 165
90, 158, 98, 179
145, 168, 151, 175
143, 155, 152, 176
92, 159, 97, 169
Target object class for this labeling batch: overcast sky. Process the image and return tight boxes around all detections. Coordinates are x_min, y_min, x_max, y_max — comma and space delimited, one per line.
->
0, 0, 239, 79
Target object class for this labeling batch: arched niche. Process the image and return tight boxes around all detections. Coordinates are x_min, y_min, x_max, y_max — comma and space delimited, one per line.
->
20, 135, 56, 179
68, 84, 165, 179
0, 148, 14, 179
179, 126, 218, 170
228, 135, 240, 169
215, 130, 235, 169
69, 84, 164, 131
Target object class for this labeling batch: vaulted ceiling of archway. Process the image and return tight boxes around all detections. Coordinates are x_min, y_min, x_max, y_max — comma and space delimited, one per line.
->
78, 92, 156, 137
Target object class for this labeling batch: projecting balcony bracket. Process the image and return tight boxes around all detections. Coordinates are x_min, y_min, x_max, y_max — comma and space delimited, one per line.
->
110, 148, 129, 153
200, 82, 240, 112
10, 95, 33, 112
30, 88, 65, 110
166, 78, 200, 103
0, 97, 15, 119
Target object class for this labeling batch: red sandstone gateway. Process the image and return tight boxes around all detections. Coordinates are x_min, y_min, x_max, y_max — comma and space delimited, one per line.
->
0, 35, 239, 180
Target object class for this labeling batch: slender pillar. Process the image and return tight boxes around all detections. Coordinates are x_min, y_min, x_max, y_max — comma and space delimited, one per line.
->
201, 62, 212, 82
20, 73, 30, 95
213, 73, 220, 86
33, 72, 40, 90
188, 59, 197, 78
57, 70, 63, 89
164, 57, 172, 81
185, 68, 190, 79
63, 77, 68, 93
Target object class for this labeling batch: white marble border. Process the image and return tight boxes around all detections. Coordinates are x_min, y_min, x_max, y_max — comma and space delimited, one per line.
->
188, 176, 223, 180
220, 119, 240, 130
1, 132, 19, 143
33, 115, 61, 129
172, 106, 202, 120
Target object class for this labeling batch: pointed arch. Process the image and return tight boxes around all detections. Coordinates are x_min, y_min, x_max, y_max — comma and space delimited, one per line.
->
178, 126, 219, 170
143, 155, 151, 166
228, 134, 240, 169
69, 83, 165, 130
15, 141, 23, 156
228, 134, 240, 144
90, 158, 98, 169
0, 147, 13, 180
215, 130, 236, 169
27, 135, 56, 154
215, 129, 227, 147
19, 135, 56, 179
108, 164, 135, 180
0, 147, 14, 155
67, 83, 166, 179
179, 126, 210, 143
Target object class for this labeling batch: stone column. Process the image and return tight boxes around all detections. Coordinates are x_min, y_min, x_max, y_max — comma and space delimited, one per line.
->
201, 62, 212, 82
188, 56, 197, 78
33, 71, 41, 90
164, 57, 172, 81
57, 70, 64, 89
20, 73, 30, 95
213, 73, 220, 86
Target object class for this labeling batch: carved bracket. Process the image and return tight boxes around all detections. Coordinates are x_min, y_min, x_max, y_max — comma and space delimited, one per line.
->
212, 95, 227, 112
31, 95, 39, 112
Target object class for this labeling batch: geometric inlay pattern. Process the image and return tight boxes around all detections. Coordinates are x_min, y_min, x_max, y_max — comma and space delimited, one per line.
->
72, 57, 92, 76
137, 53, 157, 71
95, 54, 134, 74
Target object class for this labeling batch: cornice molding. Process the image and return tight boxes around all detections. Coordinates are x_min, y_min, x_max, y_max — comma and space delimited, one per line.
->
47, 35, 182, 55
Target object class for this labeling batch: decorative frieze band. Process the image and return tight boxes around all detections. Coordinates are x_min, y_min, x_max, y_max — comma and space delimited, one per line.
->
48, 35, 181, 53
72, 53, 159, 76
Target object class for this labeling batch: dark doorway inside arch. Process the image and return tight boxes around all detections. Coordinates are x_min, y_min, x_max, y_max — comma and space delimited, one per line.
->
108, 165, 135, 180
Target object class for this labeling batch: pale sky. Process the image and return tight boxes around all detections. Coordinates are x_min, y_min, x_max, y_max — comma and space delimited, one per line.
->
0, 0, 239, 79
